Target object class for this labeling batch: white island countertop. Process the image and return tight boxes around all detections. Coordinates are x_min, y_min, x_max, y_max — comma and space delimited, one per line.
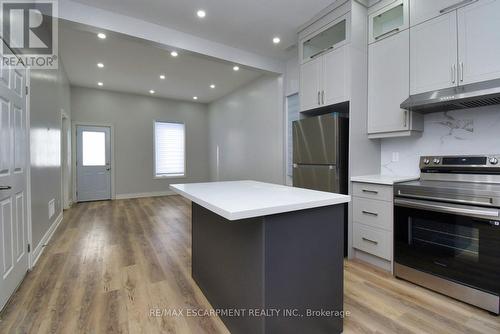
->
170, 180, 351, 221
350, 174, 419, 185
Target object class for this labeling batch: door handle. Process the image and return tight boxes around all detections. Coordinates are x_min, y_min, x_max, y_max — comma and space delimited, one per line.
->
362, 210, 379, 217
374, 28, 400, 40
439, 0, 478, 14
0, 186, 12, 190
362, 237, 378, 245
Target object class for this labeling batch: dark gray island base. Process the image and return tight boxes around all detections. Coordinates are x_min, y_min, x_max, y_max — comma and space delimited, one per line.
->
192, 202, 345, 334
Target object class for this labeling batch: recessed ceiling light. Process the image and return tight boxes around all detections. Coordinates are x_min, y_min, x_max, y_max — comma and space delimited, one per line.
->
97, 82, 103, 86
97, 33, 106, 39
149, 90, 155, 94
196, 10, 206, 18
170, 51, 178, 57
97, 62, 104, 68
210, 84, 215, 89
159, 74, 166, 80
233, 65, 240, 71
193, 96, 198, 100
273, 37, 281, 44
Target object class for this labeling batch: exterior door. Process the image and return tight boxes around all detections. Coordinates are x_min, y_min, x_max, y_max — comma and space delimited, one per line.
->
0, 45, 28, 311
368, 30, 410, 134
322, 46, 349, 106
410, 11, 458, 94
299, 57, 322, 111
457, 0, 500, 85
76, 126, 111, 202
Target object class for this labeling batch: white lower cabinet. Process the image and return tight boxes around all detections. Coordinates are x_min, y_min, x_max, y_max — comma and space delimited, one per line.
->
353, 223, 392, 260
352, 181, 394, 270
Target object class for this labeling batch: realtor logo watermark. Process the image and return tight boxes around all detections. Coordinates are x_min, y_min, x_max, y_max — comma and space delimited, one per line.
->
1, 0, 58, 69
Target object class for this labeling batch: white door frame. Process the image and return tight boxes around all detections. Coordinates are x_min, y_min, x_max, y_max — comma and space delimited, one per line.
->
24, 69, 35, 270
61, 111, 71, 209
72, 122, 115, 202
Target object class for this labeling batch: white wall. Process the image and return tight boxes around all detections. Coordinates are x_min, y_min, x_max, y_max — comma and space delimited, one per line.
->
381, 107, 500, 176
70, 86, 210, 197
208, 75, 285, 184
30, 63, 71, 249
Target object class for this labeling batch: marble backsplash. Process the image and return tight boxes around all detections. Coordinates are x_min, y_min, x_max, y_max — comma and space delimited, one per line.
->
380, 106, 500, 176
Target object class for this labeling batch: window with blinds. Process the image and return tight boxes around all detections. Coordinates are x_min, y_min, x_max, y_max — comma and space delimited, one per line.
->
154, 121, 185, 177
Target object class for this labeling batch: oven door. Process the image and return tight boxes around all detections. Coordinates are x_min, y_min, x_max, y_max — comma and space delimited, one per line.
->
394, 198, 500, 297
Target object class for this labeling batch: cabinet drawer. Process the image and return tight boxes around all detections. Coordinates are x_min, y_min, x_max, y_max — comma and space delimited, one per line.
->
352, 182, 393, 201
353, 223, 392, 260
353, 197, 393, 231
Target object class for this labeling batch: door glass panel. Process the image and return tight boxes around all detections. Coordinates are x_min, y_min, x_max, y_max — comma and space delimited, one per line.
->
303, 19, 346, 61
82, 131, 106, 166
373, 4, 404, 40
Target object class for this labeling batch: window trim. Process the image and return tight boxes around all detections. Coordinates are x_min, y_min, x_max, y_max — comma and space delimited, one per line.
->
153, 120, 187, 179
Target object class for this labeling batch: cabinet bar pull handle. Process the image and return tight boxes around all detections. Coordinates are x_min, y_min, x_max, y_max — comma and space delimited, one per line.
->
318, 91, 321, 105
404, 110, 408, 127
362, 210, 379, 216
439, 0, 478, 14
374, 28, 400, 40
0, 186, 12, 190
321, 90, 324, 105
362, 189, 378, 194
452, 64, 456, 83
460, 62, 464, 82
362, 237, 379, 245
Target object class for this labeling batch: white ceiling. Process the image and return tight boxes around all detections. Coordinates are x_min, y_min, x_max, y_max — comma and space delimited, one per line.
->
59, 21, 265, 103
69, 0, 336, 59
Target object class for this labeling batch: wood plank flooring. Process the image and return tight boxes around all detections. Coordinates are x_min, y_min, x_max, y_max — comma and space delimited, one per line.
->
0, 196, 498, 334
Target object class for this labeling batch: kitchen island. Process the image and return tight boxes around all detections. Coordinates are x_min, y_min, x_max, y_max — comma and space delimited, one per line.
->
170, 181, 350, 334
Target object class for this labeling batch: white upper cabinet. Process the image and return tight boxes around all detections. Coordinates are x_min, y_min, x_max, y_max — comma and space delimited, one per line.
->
369, 0, 409, 44
300, 14, 349, 64
457, 0, 500, 84
300, 58, 322, 111
410, 0, 478, 26
368, 30, 412, 134
410, 11, 458, 94
322, 47, 349, 106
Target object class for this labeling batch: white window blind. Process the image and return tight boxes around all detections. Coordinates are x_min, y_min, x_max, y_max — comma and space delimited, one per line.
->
154, 122, 185, 177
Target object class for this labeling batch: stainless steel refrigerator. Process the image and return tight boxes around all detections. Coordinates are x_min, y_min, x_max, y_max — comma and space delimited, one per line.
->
292, 113, 349, 194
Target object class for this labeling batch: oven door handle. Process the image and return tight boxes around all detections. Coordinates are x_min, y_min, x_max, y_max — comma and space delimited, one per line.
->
394, 198, 500, 220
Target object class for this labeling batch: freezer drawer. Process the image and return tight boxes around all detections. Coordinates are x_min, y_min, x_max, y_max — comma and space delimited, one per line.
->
293, 114, 339, 165
293, 164, 339, 193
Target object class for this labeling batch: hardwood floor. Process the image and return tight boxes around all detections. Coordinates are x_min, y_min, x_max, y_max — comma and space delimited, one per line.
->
0, 196, 498, 334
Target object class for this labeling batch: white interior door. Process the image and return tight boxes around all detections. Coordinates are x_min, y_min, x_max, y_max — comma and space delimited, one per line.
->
0, 45, 29, 311
76, 126, 111, 202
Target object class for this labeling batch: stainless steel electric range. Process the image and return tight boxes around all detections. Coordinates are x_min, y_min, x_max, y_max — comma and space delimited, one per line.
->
394, 155, 500, 315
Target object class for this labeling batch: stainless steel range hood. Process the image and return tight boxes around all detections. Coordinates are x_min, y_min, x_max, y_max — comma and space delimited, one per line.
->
400, 78, 500, 113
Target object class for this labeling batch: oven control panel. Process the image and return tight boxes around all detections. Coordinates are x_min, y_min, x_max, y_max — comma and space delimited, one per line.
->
420, 155, 500, 169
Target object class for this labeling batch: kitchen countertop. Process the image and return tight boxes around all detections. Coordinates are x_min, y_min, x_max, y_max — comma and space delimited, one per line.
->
350, 174, 419, 185
170, 180, 351, 221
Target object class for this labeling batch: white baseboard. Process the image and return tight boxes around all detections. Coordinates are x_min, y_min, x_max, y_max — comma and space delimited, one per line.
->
30, 211, 63, 268
115, 190, 176, 200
